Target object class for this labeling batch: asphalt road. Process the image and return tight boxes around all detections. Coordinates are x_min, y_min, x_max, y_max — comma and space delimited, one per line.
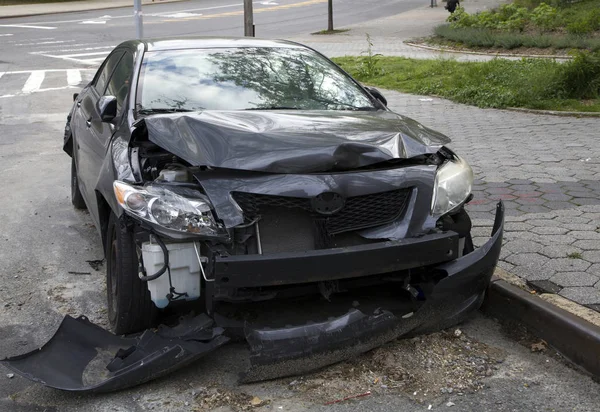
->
1, 0, 600, 410
0, 0, 423, 70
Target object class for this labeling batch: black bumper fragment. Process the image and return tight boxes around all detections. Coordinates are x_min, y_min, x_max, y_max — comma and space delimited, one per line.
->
242, 202, 504, 382
214, 231, 459, 287
0, 314, 229, 392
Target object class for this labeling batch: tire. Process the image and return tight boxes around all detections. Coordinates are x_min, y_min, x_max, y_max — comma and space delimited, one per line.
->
106, 212, 156, 335
71, 156, 87, 210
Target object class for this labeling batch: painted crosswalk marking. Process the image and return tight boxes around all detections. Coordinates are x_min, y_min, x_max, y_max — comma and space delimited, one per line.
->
40, 51, 110, 65
0, 69, 95, 99
67, 69, 82, 86
22, 71, 45, 93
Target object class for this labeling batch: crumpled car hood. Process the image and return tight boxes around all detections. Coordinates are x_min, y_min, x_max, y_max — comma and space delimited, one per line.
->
141, 110, 450, 173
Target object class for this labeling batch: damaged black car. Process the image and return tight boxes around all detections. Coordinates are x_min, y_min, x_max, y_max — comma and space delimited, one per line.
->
3, 38, 504, 391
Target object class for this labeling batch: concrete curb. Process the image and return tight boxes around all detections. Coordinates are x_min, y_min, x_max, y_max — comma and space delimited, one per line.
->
0, 0, 188, 19
483, 278, 600, 379
504, 107, 600, 118
404, 41, 573, 60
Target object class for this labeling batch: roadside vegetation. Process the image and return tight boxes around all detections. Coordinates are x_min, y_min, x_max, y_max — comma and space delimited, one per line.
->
431, 0, 600, 52
333, 50, 600, 112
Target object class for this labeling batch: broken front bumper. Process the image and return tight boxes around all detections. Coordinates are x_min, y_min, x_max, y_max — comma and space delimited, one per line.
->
1, 203, 503, 391
242, 202, 504, 381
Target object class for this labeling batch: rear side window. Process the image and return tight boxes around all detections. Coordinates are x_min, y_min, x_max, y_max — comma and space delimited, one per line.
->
94, 50, 125, 94
104, 51, 134, 114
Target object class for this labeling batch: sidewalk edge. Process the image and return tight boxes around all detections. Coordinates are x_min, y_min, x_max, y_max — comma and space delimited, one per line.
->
404, 41, 573, 60
0, 0, 188, 20
483, 279, 600, 379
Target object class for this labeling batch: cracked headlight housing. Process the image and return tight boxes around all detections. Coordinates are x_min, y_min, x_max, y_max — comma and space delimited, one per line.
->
113, 181, 224, 237
431, 155, 473, 216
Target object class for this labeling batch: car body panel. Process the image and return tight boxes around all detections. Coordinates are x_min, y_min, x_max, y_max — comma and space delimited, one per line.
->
140, 110, 449, 174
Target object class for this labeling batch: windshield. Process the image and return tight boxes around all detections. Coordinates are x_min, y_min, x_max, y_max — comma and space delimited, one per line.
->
136, 47, 376, 113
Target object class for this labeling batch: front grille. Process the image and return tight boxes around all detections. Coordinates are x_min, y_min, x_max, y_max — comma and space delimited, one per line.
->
232, 189, 411, 236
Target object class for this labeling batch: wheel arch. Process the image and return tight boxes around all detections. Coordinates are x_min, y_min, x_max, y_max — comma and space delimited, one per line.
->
96, 192, 114, 256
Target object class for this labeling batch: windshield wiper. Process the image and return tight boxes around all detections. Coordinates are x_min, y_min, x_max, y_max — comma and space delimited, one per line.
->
339, 106, 379, 111
137, 108, 199, 115
244, 106, 298, 110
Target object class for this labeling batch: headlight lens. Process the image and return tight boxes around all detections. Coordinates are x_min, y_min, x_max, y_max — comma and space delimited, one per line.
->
114, 181, 223, 236
431, 155, 473, 216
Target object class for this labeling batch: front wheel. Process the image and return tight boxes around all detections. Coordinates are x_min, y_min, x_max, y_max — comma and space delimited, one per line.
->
106, 212, 156, 335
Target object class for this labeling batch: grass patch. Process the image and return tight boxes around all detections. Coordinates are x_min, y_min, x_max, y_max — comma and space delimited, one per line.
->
311, 29, 350, 35
333, 54, 600, 112
567, 252, 583, 259
0, 0, 85, 5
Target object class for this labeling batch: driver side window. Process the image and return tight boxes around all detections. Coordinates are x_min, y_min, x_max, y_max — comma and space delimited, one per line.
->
104, 51, 134, 115
94, 50, 125, 94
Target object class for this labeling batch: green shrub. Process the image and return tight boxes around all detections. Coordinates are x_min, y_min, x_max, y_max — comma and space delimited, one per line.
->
494, 33, 525, 49
447, 7, 476, 28
567, 18, 594, 35
474, 10, 503, 29
531, 3, 560, 31
500, 8, 530, 32
558, 50, 600, 98
515, 0, 577, 8
435, 25, 497, 47
521, 34, 553, 48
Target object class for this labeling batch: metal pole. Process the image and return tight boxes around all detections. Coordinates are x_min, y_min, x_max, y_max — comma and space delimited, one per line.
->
244, 0, 254, 37
328, 0, 333, 32
134, 0, 143, 39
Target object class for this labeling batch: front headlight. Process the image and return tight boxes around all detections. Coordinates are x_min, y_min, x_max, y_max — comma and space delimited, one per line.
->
113, 181, 224, 237
431, 155, 473, 216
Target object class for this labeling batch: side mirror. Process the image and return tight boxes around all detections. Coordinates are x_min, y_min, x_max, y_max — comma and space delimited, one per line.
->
98, 95, 118, 123
364, 86, 387, 107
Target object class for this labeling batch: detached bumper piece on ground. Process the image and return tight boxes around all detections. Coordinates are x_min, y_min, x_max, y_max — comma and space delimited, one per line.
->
2, 203, 504, 392
0, 314, 228, 393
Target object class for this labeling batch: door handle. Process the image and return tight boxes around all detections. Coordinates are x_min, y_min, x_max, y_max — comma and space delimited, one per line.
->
86, 118, 91, 128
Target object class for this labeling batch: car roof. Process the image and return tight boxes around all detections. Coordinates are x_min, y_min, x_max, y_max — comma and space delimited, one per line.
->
116, 37, 305, 52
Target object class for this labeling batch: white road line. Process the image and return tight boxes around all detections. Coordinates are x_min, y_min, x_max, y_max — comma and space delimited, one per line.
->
59, 51, 111, 58
21, 71, 45, 93
0, 34, 13, 37
15, 40, 75, 46
67, 69, 81, 86
30, 46, 115, 55
39, 53, 107, 65
0, 72, 4, 80
0, 24, 56, 30
0, 69, 94, 74
29, 43, 107, 50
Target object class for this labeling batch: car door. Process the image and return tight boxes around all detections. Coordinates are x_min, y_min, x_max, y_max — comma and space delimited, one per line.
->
74, 49, 133, 226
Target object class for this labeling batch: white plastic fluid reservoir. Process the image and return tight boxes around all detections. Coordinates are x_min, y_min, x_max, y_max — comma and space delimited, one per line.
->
141, 241, 201, 309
